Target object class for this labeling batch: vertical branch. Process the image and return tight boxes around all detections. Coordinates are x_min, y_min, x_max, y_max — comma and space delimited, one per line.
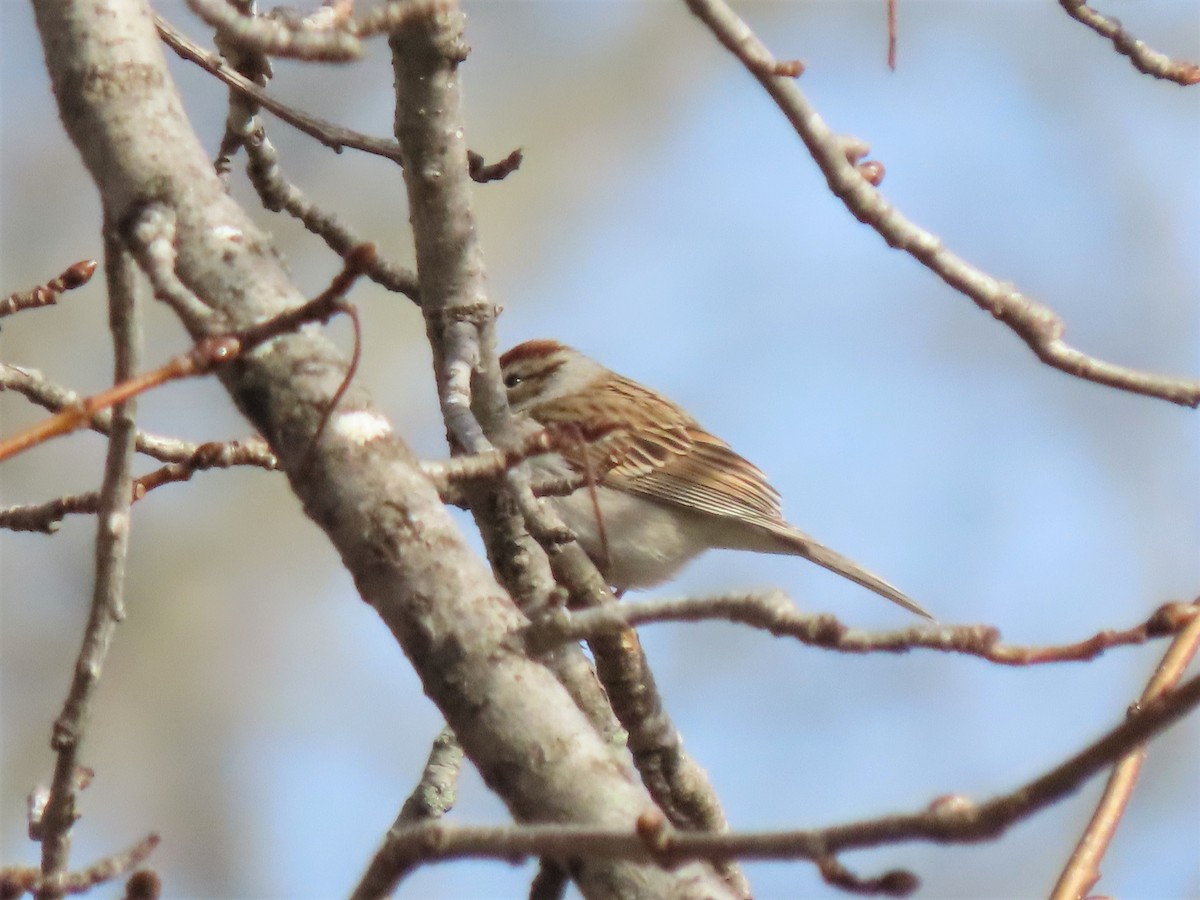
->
1050, 608, 1200, 899
36, 227, 142, 899
386, 2, 619, 733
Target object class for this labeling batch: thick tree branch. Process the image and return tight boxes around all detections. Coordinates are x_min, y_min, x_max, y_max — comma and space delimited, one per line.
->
31, 2, 733, 898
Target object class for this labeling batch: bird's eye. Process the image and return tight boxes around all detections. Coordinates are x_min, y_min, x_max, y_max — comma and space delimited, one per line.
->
503, 372, 523, 389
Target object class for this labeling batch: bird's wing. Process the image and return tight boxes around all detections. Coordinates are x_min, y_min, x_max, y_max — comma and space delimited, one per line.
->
534, 374, 786, 529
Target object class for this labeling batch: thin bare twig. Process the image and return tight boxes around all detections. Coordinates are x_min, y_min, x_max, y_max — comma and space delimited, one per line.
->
886, 0, 897, 71
0, 364, 276, 468
684, 0, 1200, 409
2, 834, 160, 898
125, 205, 217, 324
527, 593, 1198, 665
156, 14, 521, 186
0, 246, 373, 464
350, 726, 464, 900
818, 853, 915, 896
1, 440, 276, 533
36, 232, 141, 900
240, 118, 420, 298
186, 0, 362, 61
157, 15, 399, 159
1050, 603, 1200, 899
0, 261, 97, 319
1058, 0, 1200, 85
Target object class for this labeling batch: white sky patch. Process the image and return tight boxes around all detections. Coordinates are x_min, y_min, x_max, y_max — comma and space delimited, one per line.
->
333, 410, 392, 444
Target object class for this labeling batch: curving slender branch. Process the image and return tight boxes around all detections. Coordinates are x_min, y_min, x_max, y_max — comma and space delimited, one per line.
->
156, 13, 523, 187
683, 0, 1200, 409
1, 441, 276, 533
527, 593, 1199, 665
240, 117, 420, 298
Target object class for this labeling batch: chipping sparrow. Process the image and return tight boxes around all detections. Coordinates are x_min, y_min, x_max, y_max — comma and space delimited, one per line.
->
500, 339, 931, 619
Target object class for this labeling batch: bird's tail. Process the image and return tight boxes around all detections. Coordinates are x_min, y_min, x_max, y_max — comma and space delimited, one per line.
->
778, 529, 934, 620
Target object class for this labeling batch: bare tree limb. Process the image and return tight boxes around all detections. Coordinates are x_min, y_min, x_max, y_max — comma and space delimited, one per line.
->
527, 592, 1199, 665
240, 118, 420, 298
683, 0, 1200, 408
155, 13, 522, 186
0, 249, 368, 464
0, 440, 277, 533
330, 669, 1200, 869
388, 8, 737, 896
36, 228, 142, 900
1050, 603, 1200, 899
350, 726, 463, 899
1058, 0, 1200, 85
157, 15, 398, 159
186, 0, 362, 61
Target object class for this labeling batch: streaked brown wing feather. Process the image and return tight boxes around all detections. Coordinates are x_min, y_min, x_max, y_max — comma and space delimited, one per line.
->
622, 430, 785, 527
532, 374, 785, 528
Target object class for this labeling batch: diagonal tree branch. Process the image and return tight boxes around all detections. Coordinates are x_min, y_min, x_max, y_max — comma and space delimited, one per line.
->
1057, 0, 1200, 85
31, 1, 734, 898
683, 0, 1200, 409
1050, 605, 1200, 899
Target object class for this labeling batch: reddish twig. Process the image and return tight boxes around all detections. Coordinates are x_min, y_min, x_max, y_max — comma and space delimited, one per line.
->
467, 148, 524, 184
1050, 605, 1200, 899
156, 14, 523, 188
297, 301, 362, 477
0, 247, 373, 464
528, 594, 1198, 665
1, 440, 275, 533
1058, 0, 1200, 85
0, 363, 276, 469
0, 261, 97, 319
886, 0, 898, 71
